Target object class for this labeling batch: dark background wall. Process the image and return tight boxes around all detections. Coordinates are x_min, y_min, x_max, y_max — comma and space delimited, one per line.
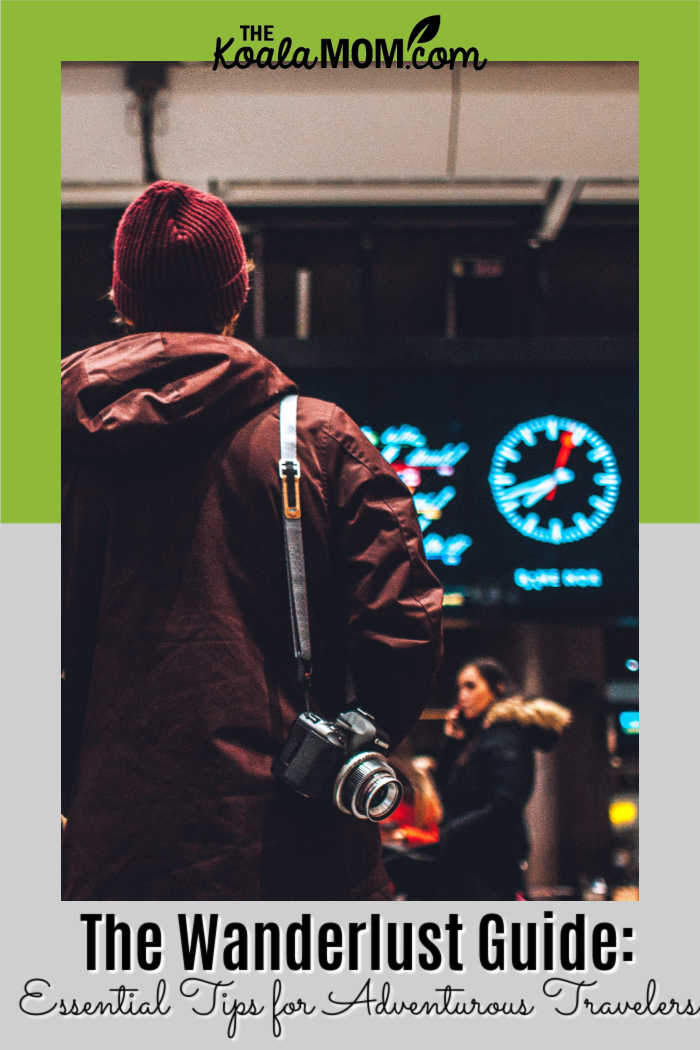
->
62, 199, 638, 894
63, 202, 637, 354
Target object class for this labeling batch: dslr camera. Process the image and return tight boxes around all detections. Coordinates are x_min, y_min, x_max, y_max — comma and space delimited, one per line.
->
273, 708, 403, 822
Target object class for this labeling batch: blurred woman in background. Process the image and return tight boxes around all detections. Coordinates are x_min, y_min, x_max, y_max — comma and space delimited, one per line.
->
437, 657, 571, 900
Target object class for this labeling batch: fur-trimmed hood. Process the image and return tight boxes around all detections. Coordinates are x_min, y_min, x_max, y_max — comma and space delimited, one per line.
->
482, 695, 571, 751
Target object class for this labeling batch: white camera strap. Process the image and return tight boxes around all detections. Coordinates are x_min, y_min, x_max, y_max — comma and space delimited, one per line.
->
278, 394, 313, 707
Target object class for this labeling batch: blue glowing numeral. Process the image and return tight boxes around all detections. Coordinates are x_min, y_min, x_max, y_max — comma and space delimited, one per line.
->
380, 424, 426, 448
424, 533, 472, 566
406, 442, 469, 469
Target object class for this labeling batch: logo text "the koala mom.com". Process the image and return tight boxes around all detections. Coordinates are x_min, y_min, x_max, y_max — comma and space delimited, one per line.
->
213, 15, 487, 71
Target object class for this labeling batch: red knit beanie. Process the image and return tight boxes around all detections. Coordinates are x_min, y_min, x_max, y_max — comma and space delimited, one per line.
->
112, 181, 249, 331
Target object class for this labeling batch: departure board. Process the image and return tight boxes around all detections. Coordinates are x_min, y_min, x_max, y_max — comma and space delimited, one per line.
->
295, 367, 637, 615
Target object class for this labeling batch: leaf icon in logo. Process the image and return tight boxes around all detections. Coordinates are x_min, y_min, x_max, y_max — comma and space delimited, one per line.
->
407, 14, 441, 51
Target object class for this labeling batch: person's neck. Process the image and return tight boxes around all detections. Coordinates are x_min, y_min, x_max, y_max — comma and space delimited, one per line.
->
462, 711, 486, 735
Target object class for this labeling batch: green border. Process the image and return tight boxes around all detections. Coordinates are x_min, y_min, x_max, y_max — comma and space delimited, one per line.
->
1, 0, 698, 523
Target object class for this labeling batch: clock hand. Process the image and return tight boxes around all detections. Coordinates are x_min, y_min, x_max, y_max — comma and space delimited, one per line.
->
501, 473, 556, 502
523, 468, 574, 507
546, 431, 575, 501
522, 479, 558, 508
522, 468, 574, 507
502, 469, 574, 506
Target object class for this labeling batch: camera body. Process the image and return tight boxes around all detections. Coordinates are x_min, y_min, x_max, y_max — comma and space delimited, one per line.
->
273, 708, 402, 822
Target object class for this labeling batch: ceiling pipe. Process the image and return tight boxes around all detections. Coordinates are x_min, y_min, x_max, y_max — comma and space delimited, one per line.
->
529, 177, 583, 248
126, 62, 172, 183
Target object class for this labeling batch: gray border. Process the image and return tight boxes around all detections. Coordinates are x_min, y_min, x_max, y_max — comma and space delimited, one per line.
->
2, 524, 699, 1047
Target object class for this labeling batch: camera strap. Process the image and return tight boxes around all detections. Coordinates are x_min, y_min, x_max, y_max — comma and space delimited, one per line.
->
279, 393, 313, 708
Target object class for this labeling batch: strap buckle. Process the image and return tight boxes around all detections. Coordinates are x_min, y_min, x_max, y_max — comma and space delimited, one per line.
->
279, 458, 301, 519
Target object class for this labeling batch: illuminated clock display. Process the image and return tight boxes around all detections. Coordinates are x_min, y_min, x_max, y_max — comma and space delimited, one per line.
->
489, 415, 621, 544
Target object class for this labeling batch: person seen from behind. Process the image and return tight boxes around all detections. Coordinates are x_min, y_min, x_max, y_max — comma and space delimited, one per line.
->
61, 180, 443, 901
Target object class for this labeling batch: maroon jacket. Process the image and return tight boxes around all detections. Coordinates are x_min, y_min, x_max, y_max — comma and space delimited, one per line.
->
61, 332, 443, 900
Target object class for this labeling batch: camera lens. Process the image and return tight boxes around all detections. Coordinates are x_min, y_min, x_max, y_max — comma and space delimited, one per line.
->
365, 774, 402, 821
334, 752, 403, 822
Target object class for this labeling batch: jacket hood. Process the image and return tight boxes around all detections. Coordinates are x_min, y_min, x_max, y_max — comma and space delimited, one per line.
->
483, 696, 572, 751
62, 331, 296, 456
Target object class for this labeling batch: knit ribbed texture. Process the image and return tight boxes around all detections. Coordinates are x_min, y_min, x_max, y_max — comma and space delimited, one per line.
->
112, 181, 249, 331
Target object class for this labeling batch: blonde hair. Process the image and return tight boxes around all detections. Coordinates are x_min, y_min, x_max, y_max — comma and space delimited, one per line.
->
391, 754, 444, 829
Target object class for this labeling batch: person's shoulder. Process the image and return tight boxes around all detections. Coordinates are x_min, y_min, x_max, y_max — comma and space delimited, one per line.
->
484, 696, 571, 753
296, 396, 357, 432
297, 398, 390, 474
61, 333, 133, 374
295, 395, 337, 429
480, 719, 530, 757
